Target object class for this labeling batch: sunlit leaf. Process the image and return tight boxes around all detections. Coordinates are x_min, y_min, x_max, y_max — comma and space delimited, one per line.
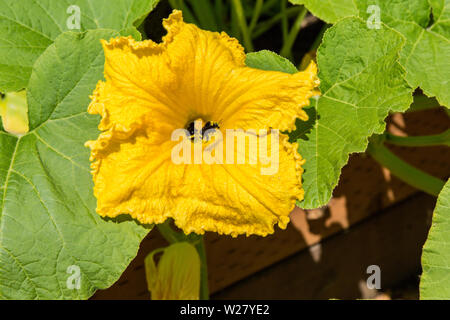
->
293, 0, 450, 107
420, 178, 450, 299
289, 0, 358, 23
357, 0, 450, 107
0, 29, 150, 300
0, 0, 160, 91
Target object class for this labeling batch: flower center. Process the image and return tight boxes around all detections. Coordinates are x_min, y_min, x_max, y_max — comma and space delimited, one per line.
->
186, 119, 220, 142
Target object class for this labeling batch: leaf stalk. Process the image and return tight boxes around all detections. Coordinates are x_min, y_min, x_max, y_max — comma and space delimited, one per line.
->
367, 136, 445, 197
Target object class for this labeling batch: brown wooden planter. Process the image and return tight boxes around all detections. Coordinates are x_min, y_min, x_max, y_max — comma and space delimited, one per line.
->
92, 107, 450, 300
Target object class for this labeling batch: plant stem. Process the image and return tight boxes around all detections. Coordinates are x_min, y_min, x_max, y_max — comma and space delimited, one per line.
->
230, 1, 241, 40
249, 0, 264, 34
168, 0, 199, 26
367, 137, 445, 196
309, 23, 329, 52
231, 0, 254, 51
261, 0, 278, 12
214, 0, 225, 31
195, 237, 209, 300
189, 0, 218, 31
157, 220, 183, 243
281, 0, 288, 43
252, 7, 302, 39
384, 130, 450, 147
280, 5, 308, 59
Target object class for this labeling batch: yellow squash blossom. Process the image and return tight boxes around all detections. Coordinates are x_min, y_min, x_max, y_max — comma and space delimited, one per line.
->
86, 10, 318, 237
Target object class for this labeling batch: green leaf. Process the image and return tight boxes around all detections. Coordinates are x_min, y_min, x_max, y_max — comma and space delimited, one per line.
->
297, 18, 412, 208
295, 0, 450, 107
356, 0, 450, 107
420, 178, 450, 299
0, 29, 150, 300
245, 50, 298, 74
0, 0, 160, 92
289, 0, 358, 23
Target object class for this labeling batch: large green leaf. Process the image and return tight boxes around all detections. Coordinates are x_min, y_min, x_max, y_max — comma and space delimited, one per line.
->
0, 30, 150, 299
297, 18, 412, 208
357, 0, 450, 107
289, 0, 358, 23
0, 0, 160, 92
293, 0, 450, 107
420, 179, 450, 299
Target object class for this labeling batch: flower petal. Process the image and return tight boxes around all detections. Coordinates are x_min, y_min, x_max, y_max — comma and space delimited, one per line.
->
217, 61, 318, 132
88, 10, 248, 135
88, 12, 191, 132
88, 129, 304, 237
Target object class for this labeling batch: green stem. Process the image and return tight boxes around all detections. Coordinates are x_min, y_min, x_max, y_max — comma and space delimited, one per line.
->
281, 0, 288, 43
214, 0, 225, 31
309, 23, 329, 52
189, 0, 218, 31
384, 130, 450, 147
367, 137, 445, 197
230, 1, 241, 40
167, 0, 181, 10
195, 237, 209, 300
249, 0, 264, 34
261, 0, 278, 12
231, 0, 254, 51
157, 221, 183, 244
280, 6, 307, 59
168, 0, 199, 26
252, 7, 302, 39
